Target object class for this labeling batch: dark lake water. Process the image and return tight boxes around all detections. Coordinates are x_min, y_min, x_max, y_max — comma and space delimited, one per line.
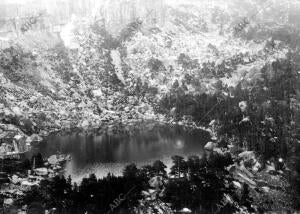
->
34, 122, 210, 182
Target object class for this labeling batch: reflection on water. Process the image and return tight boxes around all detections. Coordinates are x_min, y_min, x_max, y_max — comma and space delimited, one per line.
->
34, 123, 210, 181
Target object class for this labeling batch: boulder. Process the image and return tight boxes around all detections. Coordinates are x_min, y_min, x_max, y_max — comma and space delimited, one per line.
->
211, 135, 218, 141
73, 92, 81, 100
204, 141, 216, 151
21, 180, 38, 188
92, 89, 103, 98
34, 168, 48, 176
124, 106, 130, 112
4, 198, 13, 206
240, 116, 250, 123
48, 155, 58, 165
13, 134, 23, 141
11, 175, 19, 184
11, 106, 22, 116
238, 101, 247, 112
261, 186, 270, 193
59, 109, 67, 116
232, 181, 242, 189
54, 120, 61, 127
29, 96, 38, 104
3, 108, 13, 117
209, 119, 216, 126
236, 172, 256, 187
213, 147, 223, 155
179, 208, 192, 213
80, 120, 89, 127
238, 151, 255, 160
170, 107, 176, 116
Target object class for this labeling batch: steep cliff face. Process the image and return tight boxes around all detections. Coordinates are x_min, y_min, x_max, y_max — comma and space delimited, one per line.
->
93, 0, 166, 35
0, 0, 168, 49
1, 0, 298, 42
0, 0, 166, 35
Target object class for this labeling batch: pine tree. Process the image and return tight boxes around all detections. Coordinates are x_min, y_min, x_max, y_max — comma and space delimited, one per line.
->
170, 156, 187, 178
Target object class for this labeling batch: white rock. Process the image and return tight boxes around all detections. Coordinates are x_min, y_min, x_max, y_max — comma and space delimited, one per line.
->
59, 109, 67, 115
26, 134, 43, 143
21, 180, 37, 187
34, 168, 48, 176
238, 101, 247, 112
14, 134, 23, 141
4, 108, 13, 116
78, 102, 86, 108
73, 92, 80, 100
261, 186, 270, 193
238, 151, 255, 160
11, 175, 19, 184
209, 120, 216, 126
124, 107, 130, 112
54, 120, 61, 127
180, 208, 192, 213
92, 89, 103, 97
232, 181, 242, 189
12, 106, 22, 116
4, 198, 13, 206
204, 142, 216, 151
81, 120, 89, 127
213, 148, 223, 155
29, 96, 38, 103
6, 94, 15, 100
240, 116, 250, 123
211, 135, 218, 141
48, 155, 58, 165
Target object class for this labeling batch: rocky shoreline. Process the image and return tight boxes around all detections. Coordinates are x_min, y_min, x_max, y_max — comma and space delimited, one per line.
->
0, 153, 71, 210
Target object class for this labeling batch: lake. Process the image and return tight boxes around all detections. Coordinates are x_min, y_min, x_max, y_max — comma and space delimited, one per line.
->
34, 122, 210, 182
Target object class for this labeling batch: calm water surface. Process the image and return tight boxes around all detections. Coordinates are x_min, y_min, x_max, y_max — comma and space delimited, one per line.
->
34, 123, 210, 182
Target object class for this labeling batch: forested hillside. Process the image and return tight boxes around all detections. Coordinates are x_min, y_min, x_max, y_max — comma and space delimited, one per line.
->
0, 0, 300, 213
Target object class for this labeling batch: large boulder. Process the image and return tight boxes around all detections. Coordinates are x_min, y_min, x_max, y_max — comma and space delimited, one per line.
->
92, 89, 103, 98
34, 168, 48, 176
11, 175, 20, 184
232, 181, 242, 189
47, 155, 58, 165
13, 134, 24, 142
11, 106, 22, 116
204, 141, 216, 151
261, 186, 270, 193
3, 198, 13, 206
238, 101, 247, 112
80, 120, 89, 128
238, 151, 255, 161
179, 208, 192, 213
